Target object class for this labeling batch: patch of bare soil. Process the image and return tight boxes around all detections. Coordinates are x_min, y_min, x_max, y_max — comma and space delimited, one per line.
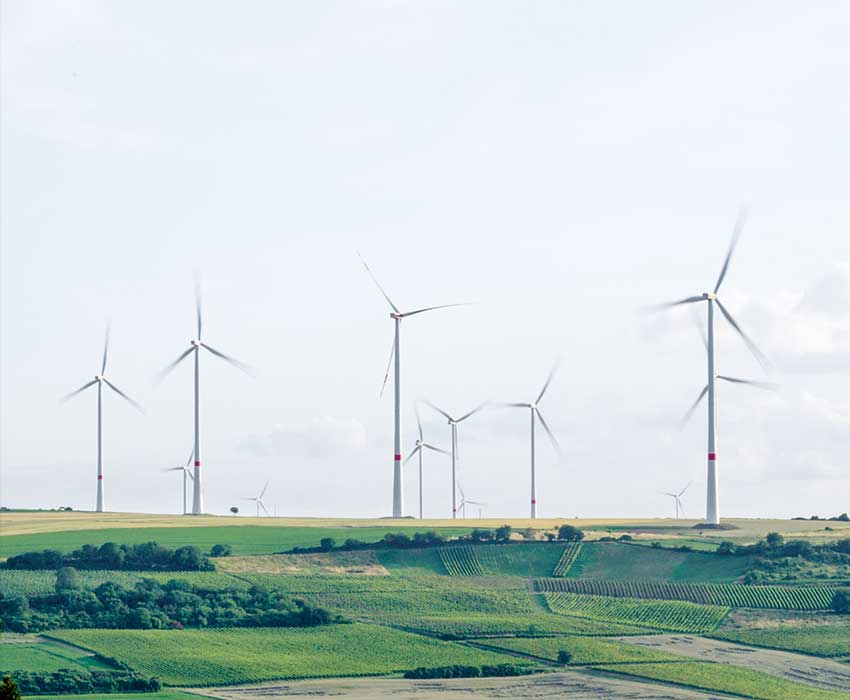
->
185, 670, 732, 699
620, 634, 850, 693
214, 551, 389, 576
719, 608, 838, 631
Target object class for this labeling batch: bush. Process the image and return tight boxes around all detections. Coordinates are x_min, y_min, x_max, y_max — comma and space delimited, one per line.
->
557, 649, 573, 664
403, 664, 531, 679
319, 538, 336, 552
4, 542, 213, 572
209, 544, 232, 557
55, 567, 81, 592
0, 676, 20, 700
495, 525, 512, 542
831, 589, 850, 614
557, 524, 584, 542
5, 669, 160, 695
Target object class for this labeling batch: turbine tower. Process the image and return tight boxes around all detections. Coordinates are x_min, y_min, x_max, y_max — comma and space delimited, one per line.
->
500, 362, 562, 519
242, 481, 270, 517
163, 448, 195, 515
660, 482, 690, 519
61, 323, 144, 512
421, 400, 487, 519
654, 208, 773, 525
158, 279, 252, 515
358, 253, 465, 518
404, 404, 450, 519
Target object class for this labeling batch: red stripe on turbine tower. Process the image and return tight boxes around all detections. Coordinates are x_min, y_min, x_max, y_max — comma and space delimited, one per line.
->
195, 460, 201, 467
708, 453, 716, 461
531, 499, 537, 504
394, 454, 401, 461
97, 475, 103, 480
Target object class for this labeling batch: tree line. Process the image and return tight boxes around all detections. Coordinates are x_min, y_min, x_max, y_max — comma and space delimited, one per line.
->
3, 541, 218, 571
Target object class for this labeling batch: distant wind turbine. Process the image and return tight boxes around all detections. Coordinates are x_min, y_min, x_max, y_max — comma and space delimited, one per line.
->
61, 323, 144, 512
162, 448, 195, 515
653, 208, 775, 525
500, 362, 562, 519
358, 252, 466, 518
457, 483, 485, 519
242, 481, 270, 517
421, 400, 487, 519
404, 404, 450, 519
157, 279, 253, 515
660, 482, 690, 519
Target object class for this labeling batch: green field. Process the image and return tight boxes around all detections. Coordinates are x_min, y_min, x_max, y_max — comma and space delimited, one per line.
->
713, 621, 850, 657
544, 591, 729, 633
51, 624, 535, 685
535, 578, 837, 610
0, 639, 112, 673
599, 661, 850, 700
26, 693, 196, 700
475, 635, 682, 664
566, 542, 750, 582
552, 542, 582, 576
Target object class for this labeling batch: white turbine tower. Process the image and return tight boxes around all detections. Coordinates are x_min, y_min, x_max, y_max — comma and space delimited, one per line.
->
242, 481, 270, 517
421, 400, 487, 519
660, 482, 690, 519
163, 449, 195, 515
457, 483, 486, 519
158, 280, 252, 515
358, 253, 466, 518
61, 323, 144, 512
500, 362, 562, 519
404, 404, 450, 519
654, 209, 773, 526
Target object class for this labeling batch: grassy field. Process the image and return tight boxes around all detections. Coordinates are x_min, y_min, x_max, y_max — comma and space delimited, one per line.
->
535, 578, 837, 610
475, 635, 682, 664
0, 569, 246, 596
565, 542, 750, 582
544, 592, 729, 633
599, 661, 850, 700
51, 624, 536, 685
714, 621, 850, 657
0, 638, 113, 673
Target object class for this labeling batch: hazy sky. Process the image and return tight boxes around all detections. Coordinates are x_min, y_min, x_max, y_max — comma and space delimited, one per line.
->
2, 1, 849, 520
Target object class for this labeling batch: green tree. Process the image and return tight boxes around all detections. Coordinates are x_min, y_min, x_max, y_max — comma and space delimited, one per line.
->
55, 566, 81, 592
557, 524, 584, 542
765, 532, 785, 549
319, 537, 336, 552
495, 525, 512, 542
210, 544, 232, 557
0, 676, 21, 700
557, 650, 573, 664
831, 589, 850, 614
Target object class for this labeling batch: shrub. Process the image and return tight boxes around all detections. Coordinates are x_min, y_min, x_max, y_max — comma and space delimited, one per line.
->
495, 525, 512, 542
557, 524, 584, 542
557, 649, 573, 664
210, 544, 232, 557
55, 567, 81, 592
0, 676, 20, 700
319, 538, 336, 552
831, 589, 850, 614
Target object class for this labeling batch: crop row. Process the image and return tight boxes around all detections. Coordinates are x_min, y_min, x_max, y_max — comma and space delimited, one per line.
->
544, 591, 729, 633
439, 546, 484, 576
534, 578, 836, 610
552, 543, 582, 576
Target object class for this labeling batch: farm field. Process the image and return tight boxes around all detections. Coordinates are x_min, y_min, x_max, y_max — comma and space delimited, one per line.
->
0, 569, 246, 596
713, 619, 850, 657
473, 634, 682, 664
535, 577, 837, 610
0, 637, 113, 673
51, 624, 535, 685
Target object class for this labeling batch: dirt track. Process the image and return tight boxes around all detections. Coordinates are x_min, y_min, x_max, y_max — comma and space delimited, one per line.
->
621, 634, 850, 692
187, 670, 735, 700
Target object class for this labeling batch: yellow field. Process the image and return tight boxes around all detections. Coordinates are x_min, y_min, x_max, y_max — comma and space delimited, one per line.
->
1, 511, 847, 542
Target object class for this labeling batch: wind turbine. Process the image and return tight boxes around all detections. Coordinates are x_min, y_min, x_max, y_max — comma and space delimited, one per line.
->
61, 323, 144, 512
457, 483, 486, 519
163, 449, 195, 515
421, 400, 487, 519
358, 253, 466, 518
654, 208, 774, 525
242, 481, 269, 517
500, 362, 562, 519
660, 482, 690, 519
158, 279, 252, 515
403, 404, 450, 519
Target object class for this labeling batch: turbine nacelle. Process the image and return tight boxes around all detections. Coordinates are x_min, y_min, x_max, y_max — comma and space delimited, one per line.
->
702, 292, 717, 300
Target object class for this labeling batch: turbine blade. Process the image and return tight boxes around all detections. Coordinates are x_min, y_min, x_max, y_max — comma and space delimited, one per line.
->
423, 443, 450, 455
203, 344, 255, 376
422, 399, 452, 422
101, 321, 111, 375
457, 482, 465, 500
156, 347, 194, 383
536, 360, 561, 404
715, 299, 771, 370
457, 402, 489, 422
690, 308, 708, 350
414, 401, 424, 442
379, 335, 396, 398
103, 379, 145, 414
535, 408, 562, 458
240, 497, 256, 501
716, 375, 779, 391
259, 480, 269, 499
497, 401, 531, 408
678, 481, 692, 497
60, 379, 98, 403
678, 499, 686, 517
714, 206, 749, 294
399, 302, 468, 318
403, 445, 422, 464
648, 296, 706, 311
194, 274, 203, 340
186, 448, 195, 468
357, 252, 399, 313
681, 385, 709, 426
260, 501, 269, 516
163, 466, 184, 472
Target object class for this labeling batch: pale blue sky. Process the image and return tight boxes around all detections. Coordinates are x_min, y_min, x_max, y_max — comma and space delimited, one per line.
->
2, 1, 849, 518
